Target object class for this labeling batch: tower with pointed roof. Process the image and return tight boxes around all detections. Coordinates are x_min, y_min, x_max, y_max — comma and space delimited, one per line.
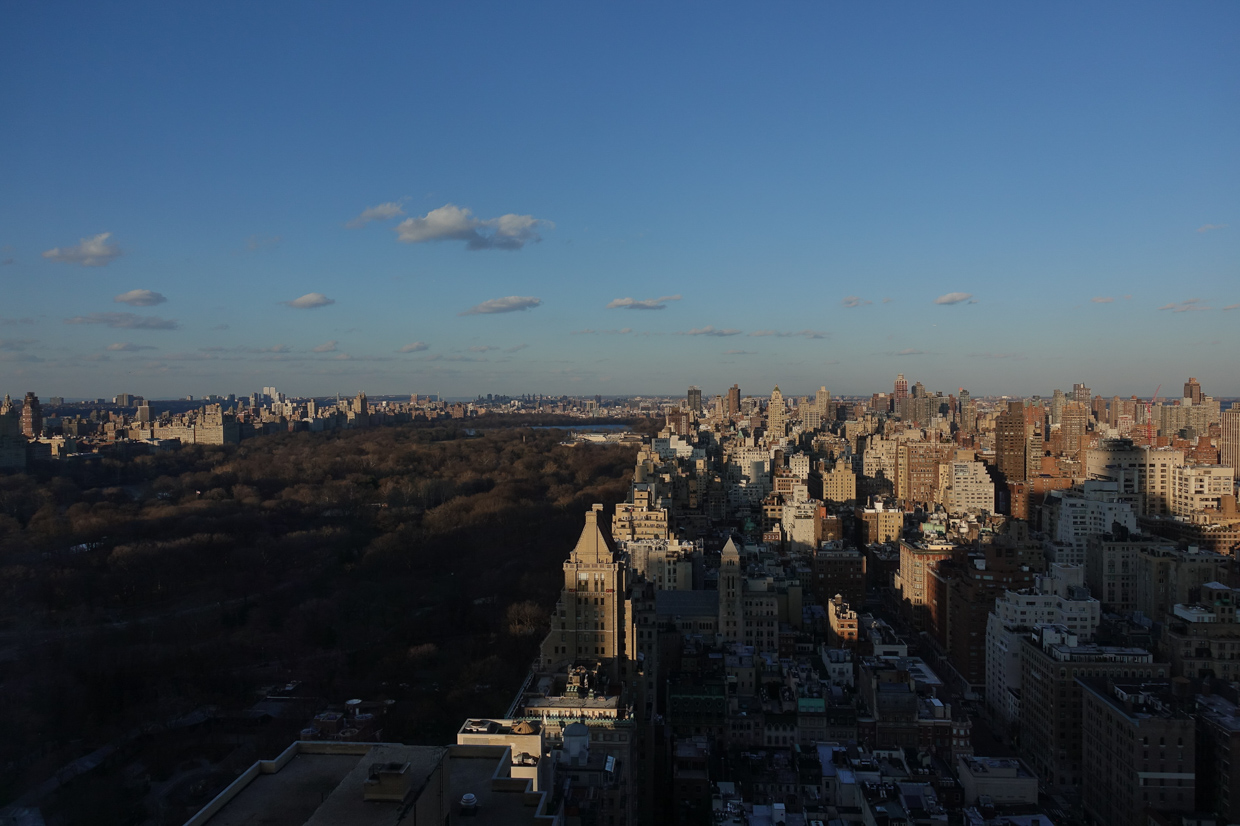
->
767, 386, 786, 443
539, 505, 629, 682
719, 537, 742, 643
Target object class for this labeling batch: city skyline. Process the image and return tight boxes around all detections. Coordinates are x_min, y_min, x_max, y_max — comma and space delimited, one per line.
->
2, 2, 1237, 398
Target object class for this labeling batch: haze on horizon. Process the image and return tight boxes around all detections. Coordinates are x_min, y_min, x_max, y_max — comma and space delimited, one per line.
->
1, 2, 1236, 400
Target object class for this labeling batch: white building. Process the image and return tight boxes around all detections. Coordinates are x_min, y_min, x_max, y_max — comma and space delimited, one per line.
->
1041, 481, 1138, 567
1170, 464, 1235, 517
985, 565, 1101, 728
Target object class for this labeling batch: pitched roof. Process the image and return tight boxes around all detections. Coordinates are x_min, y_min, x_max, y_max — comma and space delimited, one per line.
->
570, 505, 615, 564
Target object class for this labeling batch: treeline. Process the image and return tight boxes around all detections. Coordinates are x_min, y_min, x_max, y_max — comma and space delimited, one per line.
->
0, 423, 636, 816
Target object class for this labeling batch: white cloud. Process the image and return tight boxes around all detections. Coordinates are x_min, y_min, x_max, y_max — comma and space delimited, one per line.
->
896, 348, 925, 355
0, 338, 36, 351
680, 326, 742, 337
115, 289, 167, 307
1090, 296, 1114, 304
724, 349, 756, 355
468, 345, 499, 352
347, 201, 406, 229
42, 232, 122, 267
504, 343, 528, 353
398, 341, 429, 352
107, 342, 156, 351
1223, 304, 1239, 311
841, 296, 871, 308
934, 292, 973, 305
395, 204, 552, 250
284, 292, 335, 309
1197, 223, 1227, 233
607, 294, 682, 310
65, 312, 178, 330
459, 296, 542, 315
312, 340, 338, 352
1158, 298, 1210, 313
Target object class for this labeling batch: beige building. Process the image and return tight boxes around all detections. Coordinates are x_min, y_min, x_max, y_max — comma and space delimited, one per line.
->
718, 538, 779, 652
540, 505, 628, 676
823, 465, 857, 503
940, 460, 995, 514
1222, 406, 1240, 475
857, 501, 903, 545
1170, 464, 1235, 517
622, 537, 697, 591
1086, 440, 1185, 515
611, 502, 671, 541
894, 538, 954, 630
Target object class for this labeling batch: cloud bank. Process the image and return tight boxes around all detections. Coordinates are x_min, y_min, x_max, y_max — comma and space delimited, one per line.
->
284, 293, 336, 309
1159, 298, 1210, 313
396, 204, 552, 250
43, 233, 122, 267
934, 292, 973, 305
680, 326, 742, 337
115, 289, 167, 307
459, 296, 542, 315
347, 201, 405, 228
607, 294, 682, 310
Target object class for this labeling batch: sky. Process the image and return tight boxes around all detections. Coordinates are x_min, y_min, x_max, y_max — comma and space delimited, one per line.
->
1, 2, 1237, 401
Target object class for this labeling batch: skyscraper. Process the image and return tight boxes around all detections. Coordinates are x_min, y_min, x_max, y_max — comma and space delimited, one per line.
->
19, 392, 41, 439
686, 386, 702, 413
1222, 406, 1240, 473
1184, 376, 1202, 405
767, 386, 785, 440
726, 384, 740, 418
1061, 401, 1088, 460
996, 400, 1030, 483
893, 374, 908, 404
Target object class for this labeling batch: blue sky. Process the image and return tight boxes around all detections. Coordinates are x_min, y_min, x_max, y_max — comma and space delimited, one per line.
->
2, 2, 1237, 400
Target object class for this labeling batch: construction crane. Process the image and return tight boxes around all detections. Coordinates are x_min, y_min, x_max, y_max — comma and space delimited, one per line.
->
1144, 384, 1161, 445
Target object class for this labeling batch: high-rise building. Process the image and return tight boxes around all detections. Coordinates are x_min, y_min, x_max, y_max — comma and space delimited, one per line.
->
766, 386, 785, 440
996, 401, 1030, 483
1061, 400, 1088, 459
893, 374, 908, 405
1072, 382, 1091, 408
1079, 679, 1195, 826
19, 392, 42, 439
726, 384, 740, 418
1222, 406, 1240, 473
1051, 388, 1066, 426
538, 505, 628, 682
1184, 376, 1202, 405
686, 386, 701, 413
1018, 625, 1165, 792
